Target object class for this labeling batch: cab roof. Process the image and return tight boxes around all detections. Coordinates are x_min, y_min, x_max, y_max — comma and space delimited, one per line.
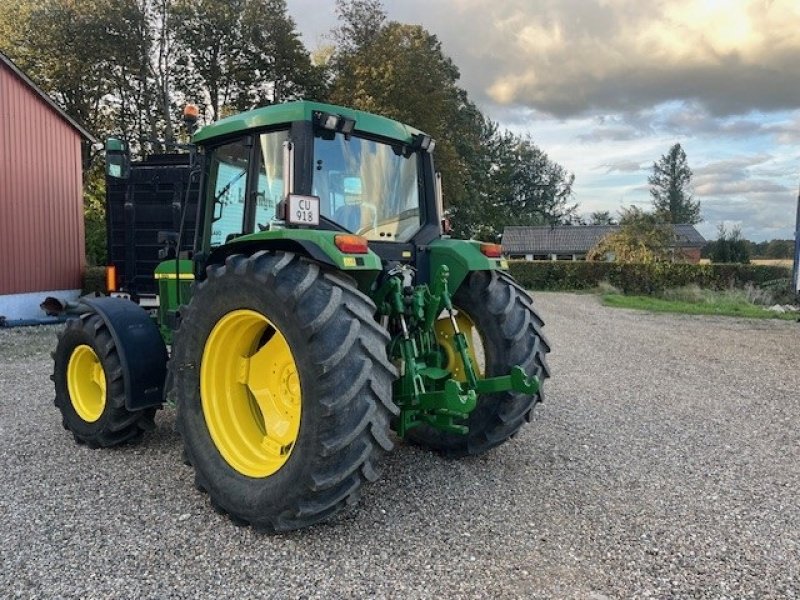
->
192, 100, 426, 145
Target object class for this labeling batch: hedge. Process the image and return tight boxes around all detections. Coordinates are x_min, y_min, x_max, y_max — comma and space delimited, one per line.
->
508, 260, 791, 295
83, 261, 791, 298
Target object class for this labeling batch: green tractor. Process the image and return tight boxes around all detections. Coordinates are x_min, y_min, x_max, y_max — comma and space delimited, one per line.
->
48, 101, 550, 532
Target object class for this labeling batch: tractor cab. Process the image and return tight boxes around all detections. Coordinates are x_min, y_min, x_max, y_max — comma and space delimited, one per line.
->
187, 102, 445, 276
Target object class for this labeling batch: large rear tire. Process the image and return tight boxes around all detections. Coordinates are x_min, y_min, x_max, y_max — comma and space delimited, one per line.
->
171, 251, 397, 532
407, 270, 550, 457
52, 314, 156, 448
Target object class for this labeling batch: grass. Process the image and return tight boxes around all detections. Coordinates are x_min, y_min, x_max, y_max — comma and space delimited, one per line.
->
602, 292, 799, 321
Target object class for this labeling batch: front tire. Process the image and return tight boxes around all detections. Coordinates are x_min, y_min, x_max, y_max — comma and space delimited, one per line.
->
172, 251, 397, 532
408, 270, 551, 457
52, 314, 156, 447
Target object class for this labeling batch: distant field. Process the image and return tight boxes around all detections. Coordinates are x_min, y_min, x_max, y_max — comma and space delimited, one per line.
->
698, 258, 793, 267
751, 258, 794, 267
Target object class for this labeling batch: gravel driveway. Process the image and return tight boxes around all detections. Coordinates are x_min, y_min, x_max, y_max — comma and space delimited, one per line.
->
1, 292, 798, 599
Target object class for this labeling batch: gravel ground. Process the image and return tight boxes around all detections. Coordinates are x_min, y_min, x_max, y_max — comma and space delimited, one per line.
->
1, 292, 798, 599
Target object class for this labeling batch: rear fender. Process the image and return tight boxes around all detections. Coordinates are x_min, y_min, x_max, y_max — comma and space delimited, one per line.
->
204, 230, 383, 291
427, 239, 508, 293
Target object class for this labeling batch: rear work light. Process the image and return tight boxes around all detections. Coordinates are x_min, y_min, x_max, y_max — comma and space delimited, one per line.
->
335, 234, 369, 254
480, 243, 503, 258
105, 265, 118, 292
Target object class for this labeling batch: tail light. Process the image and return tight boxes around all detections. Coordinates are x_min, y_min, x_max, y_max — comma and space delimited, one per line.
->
105, 265, 118, 292
335, 234, 369, 254
480, 243, 503, 258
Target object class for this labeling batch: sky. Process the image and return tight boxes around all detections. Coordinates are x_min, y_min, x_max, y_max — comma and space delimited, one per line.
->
286, 0, 800, 242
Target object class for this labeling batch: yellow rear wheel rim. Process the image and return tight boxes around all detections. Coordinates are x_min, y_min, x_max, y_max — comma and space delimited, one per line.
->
434, 310, 485, 382
67, 344, 107, 422
200, 309, 302, 478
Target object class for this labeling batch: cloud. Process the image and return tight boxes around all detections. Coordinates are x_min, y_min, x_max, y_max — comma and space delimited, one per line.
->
691, 154, 797, 239
389, 0, 800, 118
693, 154, 773, 188
578, 125, 643, 143
598, 159, 645, 174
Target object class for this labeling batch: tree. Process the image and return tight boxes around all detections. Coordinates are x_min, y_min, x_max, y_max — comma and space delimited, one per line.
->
765, 239, 794, 259
333, 0, 386, 53
476, 131, 575, 239
649, 143, 701, 224
588, 210, 615, 225
709, 224, 750, 264
3, 0, 180, 155
172, 0, 326, 122
241, 0, 327, 106
587, 206, 675, 263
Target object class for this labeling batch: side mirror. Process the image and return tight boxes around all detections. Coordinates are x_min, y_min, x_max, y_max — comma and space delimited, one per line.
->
105, 137, 130, 180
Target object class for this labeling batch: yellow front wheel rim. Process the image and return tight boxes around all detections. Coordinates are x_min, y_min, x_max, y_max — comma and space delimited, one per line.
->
200, 309, 302, 478
67, 344, 107, 422
434, 310, 485, 382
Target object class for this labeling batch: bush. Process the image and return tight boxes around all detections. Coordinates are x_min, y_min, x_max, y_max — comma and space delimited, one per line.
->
759, 278, 796, 305
509, 260, 791, 295
83, 266, 106, 295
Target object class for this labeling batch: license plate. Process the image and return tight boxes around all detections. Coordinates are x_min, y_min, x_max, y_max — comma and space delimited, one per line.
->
286, 194, 320, 226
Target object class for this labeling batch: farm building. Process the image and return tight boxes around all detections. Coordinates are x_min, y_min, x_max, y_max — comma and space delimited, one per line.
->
502, 224, 706, 263
0, 51, 94, 323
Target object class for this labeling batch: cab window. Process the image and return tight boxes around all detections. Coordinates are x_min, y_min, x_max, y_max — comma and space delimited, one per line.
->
254, 130, 288, 231
208, 139, 250, 247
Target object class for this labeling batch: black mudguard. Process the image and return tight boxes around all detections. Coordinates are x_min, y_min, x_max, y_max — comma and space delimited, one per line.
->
80, 297, 168, 411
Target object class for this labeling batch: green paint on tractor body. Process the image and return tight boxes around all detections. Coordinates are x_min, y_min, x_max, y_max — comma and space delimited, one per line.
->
154, 259, 194, 344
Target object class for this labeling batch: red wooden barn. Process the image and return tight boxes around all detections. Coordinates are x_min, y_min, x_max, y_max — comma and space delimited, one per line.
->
0, 51, 94, 323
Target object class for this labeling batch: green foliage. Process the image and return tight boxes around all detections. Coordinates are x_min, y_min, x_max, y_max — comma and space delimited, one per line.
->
752, 239, 794, 259
649, 143, 701, 224
709, 224, 750, 264
83, 266, 106, 295
587, 206, 674, 263
588, 210, 615, 225
508, 260, 791, 295
703, 237, 796, 260
473, 131, 576, 239
172, 0, 323, 122
759, 278, 796, 304
83, 163, 107, 266
2, 0, 322, 155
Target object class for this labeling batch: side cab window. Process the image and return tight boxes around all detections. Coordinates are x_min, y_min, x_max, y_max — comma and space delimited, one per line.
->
207, 139, 250, 247
205, 129, 289, 248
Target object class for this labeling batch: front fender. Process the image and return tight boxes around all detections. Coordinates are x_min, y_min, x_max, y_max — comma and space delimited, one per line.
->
80, 296, 168, 411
